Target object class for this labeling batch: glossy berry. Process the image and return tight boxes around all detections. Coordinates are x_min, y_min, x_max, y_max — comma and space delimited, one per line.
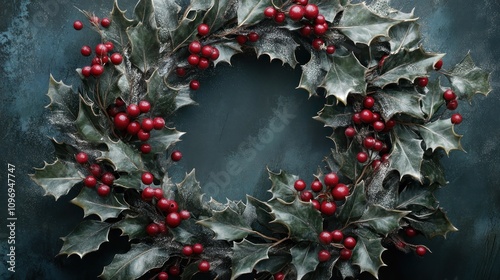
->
405, 227, 417, 237
443, 89, 457, 101
451, 113, 463, 124
142, 172, 154, 185
311, 199, 320, 210
182, 245, 193, 256
142, 187, 155, 201
140, 143, 152, 154
75, 152, 88, 164
372, 159, 381, 169
417, 77, 429, 87
372, 112, 381, 122
81, 45, 92, 56
310, 180, 323, 192
344, 236, 357, 249
236, 35, 248, 45
295, 0, 308, 4
110, 53, 123, 65
97, 184, 111, 197
363, 137, 376, 149
197, 23, 210, 36
331, 230, 344, 243
166, 212, 182, 228
360, 109, 374, 123
434, 59, 443, 70
192, 243, 204, 254
190, 80, 200, 90
357, 152, 368, 163
318, 250, 331, 262
274, 272, 285, 280
201, 45, 214, 58
166, 200, 179, 213
89, 164, 102, 178
331, 183, 349, 200
127, 121, 141, 135
198, 260, 210, 272
198, 57, 210, 70
299, 24, 313, 37
101, 56, 110, 65
189, 41, 202, 54
300, 190, 313, 202
101, 17, 111, 28
352, 113, 362, 124
137, 100, 150, 113
137, 129, 150, 141
104, 41, 114, 51
344, 126, 356, 138
114, 113, 130, 130
373, 140, 384, 151
158, 223, 168, 235
157, 272, 169, 280
415, 246, 427, 256
294, 179, 307, 191
314, 23, 327, 35
372, 120, 385, 132
304, 4, 319, 20
180, 210, 191, 220
81, 66, 92, 77
176, 67, 186, 77
91, 56, 103, 65
274, 12, 286, 23
315, 14, 326, 24
141, 118, 154, 132
101, 172, 115, 186
157, 198, 170, 212
324, 172, 339, 187
95, 43, 108, 57
248, 32, 259, 42
385, 119, 396, 130
154, 188, 164, 200
264, 6, 277, 18
168, 266, 180, 276
153, 117, 165, 130
288, 5, 305, 21
73, 20, 83, 30
320, 201, 336, 216
326, 45, 336, 54
91, 64, 104, 76
447, 100, 458, 110
312, 38, 324, 50
84, 175, 97, 188
126, 104, 140, 118
146, 223, 160, 236
187, 54, 200, 66
318, 231, 333, 244
171, 150, 183, 162
210, 47, 220, 60
363, 96, 375, 108
340, 248, 352, 260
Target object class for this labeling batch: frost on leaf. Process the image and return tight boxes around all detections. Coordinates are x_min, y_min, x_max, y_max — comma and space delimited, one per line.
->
71, 187, 129, 221
390, 125, 424, 181
231, 239, 271, 280
417, 119, 463, 155
59, 220, 112, 258
298, 50, 330, 97
253, 25, 299, 68
31, 159, 83, 201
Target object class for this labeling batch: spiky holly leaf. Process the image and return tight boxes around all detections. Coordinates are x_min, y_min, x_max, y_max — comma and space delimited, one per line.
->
420, 79, 445, 120
337, 3, 404, 45
373, 88, 424, 120
336, 261, 359, 280
352, 228, 386, 279
198, 206, 252, 241
254, 254, 291, 274
71, 187, 129, 221
101, 138, 144, 173
330, 142, 363, 181
51, 139, 80, 162
327, 128, 350, 154
311, 0, 342, 22
114, 170, 143, 189
139, 128, 185, 155
75, 97, 104, 143
367, 0, 416, 20
366, 167, 399, 208
267, 169, 299, 203
321, 52, 367, 105
338, 182, 367, 225
297, 49, 329, 97
237, 0, 272, 27
112, 214, 149, 240
373, 47, 444, 88
212, 41, 243, 66
231, 239, 271, 280
290, 242, 321, 280
169, 8, 207, 53
253, 25, 299, 68
397, 183, 438, 210
243, 195, 288, 234
354, 204, 409, 235
149, 0, 182, 42
388, 21, 421, 53
46, 75, 78, 133
302, 253, 337, 280
59, 220, 111, 257
417, 119, 463, 155
314, 104, 352, 129
444, 53, 492, 100
176, 170, 205, 217
102, 0, 136, 48
390, 125, 424, 181
406, 208, 458, 238
180, 261, 200, 280
421, 155, 447, 186
127, 22, 160, 72
170, 218, 198, 244
31, 159, 83, 201
93, 63, 130, 108
203, 0, 237, 33
268, 198, 323, 242
100, 243, 170, 280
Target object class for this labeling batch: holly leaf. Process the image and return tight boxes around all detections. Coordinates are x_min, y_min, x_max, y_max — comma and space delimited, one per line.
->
114, 170, 143, 189
389, 21, 421, 53
197, 206, 252, 241
372, 47, 444, 88
101, 138, 144, 173
176, 170, 205, 217
314, 104, 352, 129
421, 155, 447, 186
420, 79, 445, 120
75, 97, 104, 143
71, 187, 129, 221
212, 41, 243, 66
170, 218, 198, 244
100, 243, 170, 279
31, 159, 83, 201
320, 52, 367, 105
203, 0, 237, 33
59, 220, 111, 257
102, 1, 136, 48
254, 254, 291, 274
231, 239, 271, 279
338, 3, 405, 45
390, 125, 424, 181
112, 214, 149, 240
46, 75, 78, 133
94, 64, 130, 108
169, 7, 207, 53
417, 119, 463, 155
243, 195, 288, 234
297, 49, 329, 97
253, 25, 299, 68
268, 198, 323, 242
237, 0, 272, 27
151, 0, 182, 42
311, 0, 342, 23
330, 142, 364, 181
127, 22, 160, 72
444, 53, 492, 101
268, 169, 298, 203
338, 182, 367, 225
290, 242, 321, 280
373, 88, 424, 120
303, 254, 337, 280
406, 208, 458, 238
366, 167, 399, 209
397, 183, 438, 210
351, 228, 386, 279
354, 204, 409, 235
336, 261, 359, 280
141, 127, 185, 154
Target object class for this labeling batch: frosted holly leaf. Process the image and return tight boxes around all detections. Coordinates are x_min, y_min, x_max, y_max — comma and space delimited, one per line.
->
420, 79, 445, 120
321, 52, 367, 105
59, 220, 112, 258
31, 159, 83, 200
141, 0, 181, 43
390, 125, 424, 181
140, 128, 185, 155
46, 75, 79, 133
421, 155, 447, 186
212, 41, 243, 66
336, 261, 359, 280
145, 69, 176, 116
75, 97, 105, 143
417, 119, 463, 155
100, 138, 144, 173
367, 0, 416, 20
92, 63, 130, 108
112, 214, 149, 240
127, 22, 161, 72
71, 187, 129, 221
253, 25, 299, 68
267, 169, 299, 203
231, 239, 271, 280
406, 208, 458, 238
337, 3, 406, 45
134, 0, 156, 29
310, 0, 342, 23
243, 195, 288, 234
366, 166, 399, 208
102, 0, 136, 48
176, 170, 205, 217
444, 52, 492, 101
352, 228, 386, 279
314, 104, 352, 129
389, 21, 422, 53
290, 242, 321, 280
203, 0, 238, 33
373, 87, 425, 120
197, 206, 253, 241
298, 50, 330, 97
254, 255, 291, 274
169, 8, 206, 53
237, 0, 273, 27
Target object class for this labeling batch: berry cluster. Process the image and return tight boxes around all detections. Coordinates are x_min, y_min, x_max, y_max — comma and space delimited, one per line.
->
236, 32, 260, 45
318, 232, 357, 262
443, 89, 463, 124
76, 152, 115, 197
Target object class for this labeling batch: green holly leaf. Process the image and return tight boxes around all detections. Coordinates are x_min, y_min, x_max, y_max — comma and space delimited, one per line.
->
50, 139, 80, 162
134, 0, 157, 30
114, 170, 143, 189
444, 53, 492, 101
31, 159, 83, 201
397, 183, 438, 210
197, 206, 252, 241
212, 41, 243, 66
76, 97, 105, 143
170, 218, 198, 244
254, 254, 291, 274
101, 138, 144, 173
390, 125, 424, 180
338, 182, 367, 225
421, 155, 447, 186
321, 52, 367, 105
253, 25, 299, 68
351, 228, 386, 279
231, 239, 271, 279
406, 208, 458, 238
373, 88, 424, 120
330, 142, 364, 181
327, 128, 350, 154
102, 1, 136, 48
268, 169, 299, 203
112, 214, 149, 240
303, 254, 337, 280
311, 0, 342, 23
100, 243, 170, 280
268, 198, 323, 242
290, 242, 321, 280
92, 63, 130, 108
71, 187, 129, 221
243, 195, 288, 234
417, 119, 463, 155
237, 0, 272, 27
338, 3, 404, 45
297, 49, 329, 97
139, 127, 184, 155
59, 220, 111, 257
169, 8, 206, 53
203, 0, 237, 33
46, 75, 78, 133
314, 104, 352, 129
420, 79, 445, 120
372, 47, 444, 88
367, 0, 416, 20
336, 261, 359, 280
150, 0, 182, 42
180, 261, 200, 280
388, 21, 421, 53
354, 204, 409, 235
176, 170, 205, 217
127, 22, 160, 72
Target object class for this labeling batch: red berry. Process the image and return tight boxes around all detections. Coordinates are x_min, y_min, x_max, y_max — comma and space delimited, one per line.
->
81, 66, 92, 77
95, 43, 108, 57
115, 98, 125, 107
157, 272, 169, 280
197, 23, 210, 36
168, 266, 180, 276
294, 179, 307, 191
153, 117, 165, 130
137, 129, 150, 141
415, 246, 427, 256
157, 222, 167, 234
310, 180, 323, 192
405, 227, 417, 237
299, 24, 313, 37
127, 121, 141, 135
73, 20, 83, 30
324, 172, 339, 187
373, 140, 384, 151
154, 188, 163, 200
332, 183, 349, 200
363, 137, 376, 149
190, 80, 200, 90
189, 41, 202, 54
176, 67, 186, 77
127, 104, 141, 118
357, 152, 368, 163
295, 0, 308, 4
110, 53, 123, 65
101, 17, 111, 28
372, 120, 385, 132
248, 32, 259, 42
320, 201, 336, 216
451, 113, 462, 124
381, 153, 390, 163
101, 172, 115, 186
264, 7, 277, 18
97, 184, 111, 197
146, 223, 160, 236
304, 4, 319, 20
311, 199, 320, 210
315, 14, 326, 24
385, 119, 396, 130
140, 143, 152, 154
166, 212, 182, 228
274, 12, 286, 23
363, 96, 375, 108
340, 248, 352, 260
166, 200, 179, 213
104, 41, 114, 52
318, 250, 331, 262
81, 45, 92, 56
331, 230, 344, 243
372, 159, 381, 169
313, 23, 327, 35
326, 45, 336, 54
443, 89, 457, 101
372, 112, 381, 122
180, 210, 191, 220
187, 54, 200, 66
344, 237, 356, 249
288, 5, 305, 21
91, 56, 102, 66
192, 243, 204, 254
91, 64, 104, 76
344, 126, 356, 138
210, 47, 220, 60
84, 175, 97, 188
182, 245, 193, 256
352, 113, 362, 125
89, 164, 102, 178
417, 77, 429, 87
75, 152, 88, 164
201, 45, 214, 58
141, 118, 154, 132
236, 35, 248, 45
114, 112, 130, 130
312, 38, 324, 50
360, 109, 373, 123
138, 100, 150, 113
198, 260, 210, 272
318, 231, 333, 244
274, 272, 285, 280
142, 187, 155, 201
198, 57, 210, 70
300, 190, 313, 202
447, 100, 458, 110
142, 172, 154, 185
171, 150, 183, 161
434, 59, 443, 70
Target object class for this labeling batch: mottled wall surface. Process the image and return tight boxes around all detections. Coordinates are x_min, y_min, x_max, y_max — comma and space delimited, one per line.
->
1, 0, 499, 279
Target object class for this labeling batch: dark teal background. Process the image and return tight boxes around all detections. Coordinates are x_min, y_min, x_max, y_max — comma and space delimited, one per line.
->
1, 0, 499, 279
